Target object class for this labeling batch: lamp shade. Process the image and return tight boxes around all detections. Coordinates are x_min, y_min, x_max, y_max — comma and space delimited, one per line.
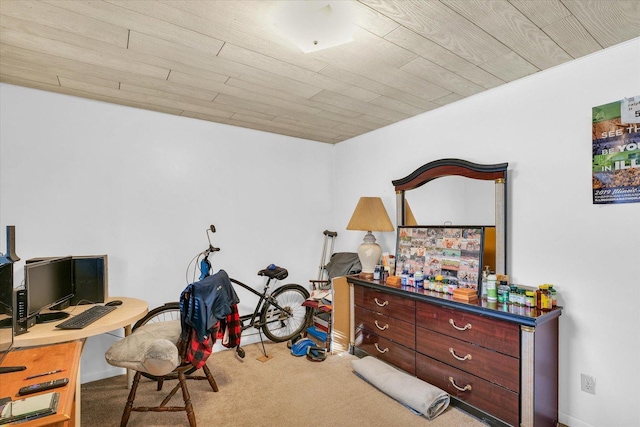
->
346, 197, 394, 232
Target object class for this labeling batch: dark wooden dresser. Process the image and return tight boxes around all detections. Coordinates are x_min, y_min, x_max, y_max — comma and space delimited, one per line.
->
348, 275, 561, 427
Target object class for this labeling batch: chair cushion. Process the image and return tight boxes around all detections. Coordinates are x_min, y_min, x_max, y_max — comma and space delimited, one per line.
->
105, 320, 182, 376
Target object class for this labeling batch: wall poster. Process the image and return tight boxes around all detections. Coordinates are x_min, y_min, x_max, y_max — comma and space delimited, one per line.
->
394, 226, 484, 291
592, 96, 640, 204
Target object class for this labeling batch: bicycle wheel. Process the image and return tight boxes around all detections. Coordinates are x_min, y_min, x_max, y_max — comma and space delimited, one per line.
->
260, 284, 311, 342
133, 302, 180, 330
132, 302, 196, 380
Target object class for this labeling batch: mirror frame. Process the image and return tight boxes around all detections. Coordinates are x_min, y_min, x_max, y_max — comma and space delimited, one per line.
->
392, 158, 509, 275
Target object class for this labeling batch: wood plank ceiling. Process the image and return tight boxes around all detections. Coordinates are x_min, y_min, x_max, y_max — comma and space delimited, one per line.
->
1, 1, 639, 144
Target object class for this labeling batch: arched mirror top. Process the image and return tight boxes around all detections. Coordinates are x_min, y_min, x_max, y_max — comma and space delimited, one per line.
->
392, 158, 508, 191
392, 158, 509, 275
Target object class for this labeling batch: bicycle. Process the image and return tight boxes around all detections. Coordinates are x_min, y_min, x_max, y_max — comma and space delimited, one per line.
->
133, 225, 312, 368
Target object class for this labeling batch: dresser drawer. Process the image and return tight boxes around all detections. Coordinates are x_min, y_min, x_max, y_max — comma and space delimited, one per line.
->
355, 329, 415, 375
355, 306, 415, 349
416, 301, 520, 358
416, 327, 519, 392
416, 353, 519, 427
355, 286, 415, 323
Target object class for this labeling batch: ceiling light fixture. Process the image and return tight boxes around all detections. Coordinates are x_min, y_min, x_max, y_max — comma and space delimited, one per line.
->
272, 1, 355, 53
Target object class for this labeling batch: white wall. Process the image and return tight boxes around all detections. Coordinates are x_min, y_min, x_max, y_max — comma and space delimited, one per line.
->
0, 85, 335, 381
334, 38, 640, 427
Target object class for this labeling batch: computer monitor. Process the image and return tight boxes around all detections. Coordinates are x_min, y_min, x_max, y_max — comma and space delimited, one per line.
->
0, 261, 15, 366
24, 256, 74, 323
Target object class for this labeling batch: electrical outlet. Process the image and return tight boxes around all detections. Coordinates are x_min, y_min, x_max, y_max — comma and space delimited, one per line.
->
581, 373, 596, 394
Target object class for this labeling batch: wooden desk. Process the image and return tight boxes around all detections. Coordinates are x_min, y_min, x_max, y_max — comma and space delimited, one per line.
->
0, 341, 82, 427
11, 297, 148, 426
14, 297, 148, 348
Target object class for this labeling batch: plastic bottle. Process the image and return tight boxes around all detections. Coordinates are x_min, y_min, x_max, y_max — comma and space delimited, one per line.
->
518, 289, 527, 306
537, 285, 553, 311
414, 268, 424, 289
373, 265, 381, 281
486, 272, 497, 302
509, 285, 518, 305
481, 267, 489, 300
536, 285, 553, 311
525, 291, 536, 308
448, 278, 458, 294
401, 264, 409, 286
546, 284, 558, 307
498, 281, 510, 303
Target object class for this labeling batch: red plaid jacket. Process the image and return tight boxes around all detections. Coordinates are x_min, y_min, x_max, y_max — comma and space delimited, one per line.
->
182, 304, 241, 368
217, 304, 241, 348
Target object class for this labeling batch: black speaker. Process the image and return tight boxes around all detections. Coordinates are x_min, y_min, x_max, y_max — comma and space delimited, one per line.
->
70, 255, 108, 305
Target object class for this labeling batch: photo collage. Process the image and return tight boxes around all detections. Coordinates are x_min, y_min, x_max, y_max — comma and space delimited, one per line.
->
394, 226, 484, 290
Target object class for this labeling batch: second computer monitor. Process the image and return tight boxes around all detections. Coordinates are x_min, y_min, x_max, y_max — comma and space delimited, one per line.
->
25, 256, 74, 322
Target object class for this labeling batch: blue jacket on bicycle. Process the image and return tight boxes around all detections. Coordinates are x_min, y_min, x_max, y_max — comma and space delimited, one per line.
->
180, 269, 240, 343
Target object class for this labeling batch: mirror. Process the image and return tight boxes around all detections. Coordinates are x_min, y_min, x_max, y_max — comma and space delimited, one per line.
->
404, 176, 495, 225
392, 159, 508, 275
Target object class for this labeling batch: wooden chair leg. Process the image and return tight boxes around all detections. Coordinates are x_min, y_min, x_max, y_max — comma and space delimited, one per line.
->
121, 371, 142, 427
202, 364, 219, 392
178, 370, 197, 427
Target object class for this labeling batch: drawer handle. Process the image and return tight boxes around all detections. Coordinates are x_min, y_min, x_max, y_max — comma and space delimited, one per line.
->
374, 343, 389, 354
449, 319, 472, 331
448, 377, 472, 392
374, 320, 389, 331
449, 347, 472, 361
374, 298, 389, 307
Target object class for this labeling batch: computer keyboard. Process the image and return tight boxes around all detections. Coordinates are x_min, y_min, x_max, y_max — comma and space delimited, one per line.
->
55, 305, 117, 329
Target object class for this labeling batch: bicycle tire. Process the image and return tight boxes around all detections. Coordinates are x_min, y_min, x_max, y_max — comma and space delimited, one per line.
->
132, 302, 196, 380
133, 302, 181, 330
260, 284, 311, 342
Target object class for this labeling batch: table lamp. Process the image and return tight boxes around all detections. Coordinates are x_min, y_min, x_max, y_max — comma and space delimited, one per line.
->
346, 197, 394, 279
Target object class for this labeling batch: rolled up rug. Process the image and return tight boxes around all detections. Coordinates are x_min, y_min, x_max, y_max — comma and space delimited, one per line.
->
351, 356, 450, 420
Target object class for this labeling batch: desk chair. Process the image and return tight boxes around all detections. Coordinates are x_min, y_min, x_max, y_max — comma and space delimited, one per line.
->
105, 315, 218, 427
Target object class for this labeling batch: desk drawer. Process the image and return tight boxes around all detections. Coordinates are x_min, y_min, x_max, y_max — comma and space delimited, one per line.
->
355, 329, 415, 375
355, 286, 415, 323
355, 306, 415, 349
416, 353, 519, 427
416, 327, 519, 392
416, 301, 519, 358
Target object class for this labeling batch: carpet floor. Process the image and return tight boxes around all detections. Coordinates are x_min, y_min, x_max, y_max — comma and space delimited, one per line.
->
81, 341, 488, 426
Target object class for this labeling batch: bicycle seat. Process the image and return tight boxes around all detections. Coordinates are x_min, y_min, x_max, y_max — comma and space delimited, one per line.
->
258, 265, 288, 280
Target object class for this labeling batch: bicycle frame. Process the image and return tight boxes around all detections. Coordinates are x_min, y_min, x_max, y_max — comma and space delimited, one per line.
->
229, 276, 283, 333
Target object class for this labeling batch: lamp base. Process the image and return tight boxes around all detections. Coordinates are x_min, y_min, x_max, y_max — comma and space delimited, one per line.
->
357, 231, 382, 278
358, 272, 374, 280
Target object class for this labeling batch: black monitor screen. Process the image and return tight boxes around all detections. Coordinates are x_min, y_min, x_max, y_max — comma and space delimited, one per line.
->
25, 256, 74, 317
0, 262, 13, 360
0, 262, 12, 317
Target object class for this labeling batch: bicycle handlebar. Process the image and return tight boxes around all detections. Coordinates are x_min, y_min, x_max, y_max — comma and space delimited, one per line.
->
205, 245, 220, 255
